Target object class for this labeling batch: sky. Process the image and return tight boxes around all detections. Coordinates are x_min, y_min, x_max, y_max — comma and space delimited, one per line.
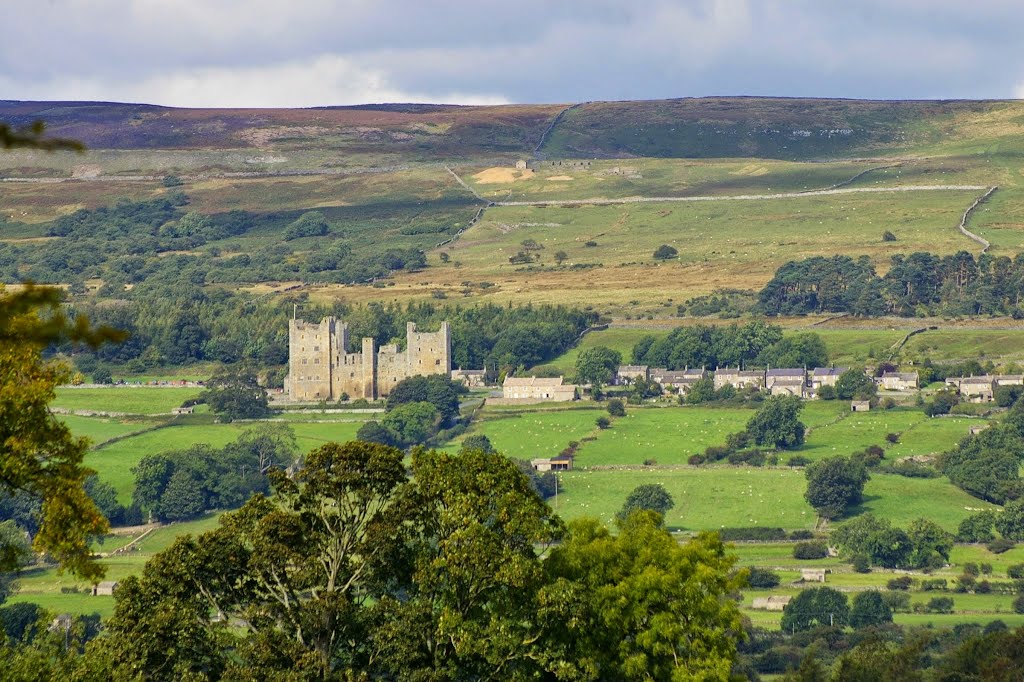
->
2, 0, 1023, 108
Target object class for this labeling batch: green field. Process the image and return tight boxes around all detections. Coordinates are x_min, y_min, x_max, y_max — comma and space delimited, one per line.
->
554, 467, 816, 531
452, 407, 604, 460
54, 387, 203, 415
60, 414, 159, 445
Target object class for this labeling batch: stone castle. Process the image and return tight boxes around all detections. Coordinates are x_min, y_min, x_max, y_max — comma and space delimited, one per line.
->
286, 317, 451, 401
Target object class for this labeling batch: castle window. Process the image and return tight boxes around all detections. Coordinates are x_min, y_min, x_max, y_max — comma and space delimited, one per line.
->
314, 346, 320, 352
435, 359, 441, 365
302, 359, 308, 365
314, 359, 320, 365
350, 372, 354, 378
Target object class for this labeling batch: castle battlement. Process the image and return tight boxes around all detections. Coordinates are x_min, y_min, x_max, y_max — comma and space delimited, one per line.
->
285, 318, 451, 401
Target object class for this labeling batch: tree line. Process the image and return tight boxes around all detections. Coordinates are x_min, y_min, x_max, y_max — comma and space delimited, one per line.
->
758, 251, 1024, 317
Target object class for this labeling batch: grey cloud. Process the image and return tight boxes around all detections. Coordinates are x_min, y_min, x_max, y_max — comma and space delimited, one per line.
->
2, 0, 1023, 106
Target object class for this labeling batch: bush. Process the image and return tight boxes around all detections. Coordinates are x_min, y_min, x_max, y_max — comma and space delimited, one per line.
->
1014, 594, 1024, 614
926, 597, 954, 614
851, 555, 871, 573
989, 538, 1016, 554
607, 398, 626, 417
595, 416, 611, 429
718, 527, 788, 542
881, 591, 911, 613
920, 578, 948, 592
817, 384, 836, 401
789, 529, 815, 541
704, 445, 730, 462
787, 455, 810, 467
887, 576, 913, 591
981, 563, 993, 575
882, 230, 897, 242
963, 562, 980, 577
1008, 564, 1024, 580
653, 244, 678, 260
687, 454, 706, 466
885, 432, 900, 444
727, 449, 766, 467
747, 567, 782, 589
793, 541, 829, 560
977, 580, 992, 594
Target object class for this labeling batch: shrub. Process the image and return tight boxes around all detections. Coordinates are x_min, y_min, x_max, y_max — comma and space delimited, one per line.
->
926, 597, 954, 614
882, 230, 897, 242
704, 445, 730, 462
977, 580, 992, 594
981, 563, 993, 575
787, 455, 810, 467
963, 562, 980, 577
851, 555, 871, 573
653, 244, 678, 260
1007, 564, 1024, 580
727, 449, 766, 467
595, 416, 611, 429
1015, 594, 1024, 614
988, 538, 1016, 554
687, 454, 706, 466
881, 591, 911, 613
789, 529, 815, 541
747, 567, 782, 589
885, 432, 900, 444
887, 576, 913, 591
793, 541, 829, 560
817, 384, 836, 401
607, 398, 626, 417
920, 578, 948, 592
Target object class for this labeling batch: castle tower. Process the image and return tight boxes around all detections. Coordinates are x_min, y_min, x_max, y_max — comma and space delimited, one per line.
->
287, 317, 337, 401
405, 321, 452, 377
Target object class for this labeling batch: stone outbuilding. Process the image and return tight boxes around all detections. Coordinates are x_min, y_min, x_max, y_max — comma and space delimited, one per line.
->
93, 581, 119, 596
751, 595, 792, 611
851, 400, 871, 412
801, 569, 827, 583
451, 368, 487, 388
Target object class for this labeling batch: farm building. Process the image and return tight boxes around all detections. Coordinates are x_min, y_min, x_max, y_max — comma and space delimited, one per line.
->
851, 400, 871, 412
93, 581, 119, 596
878, 371, 919, 391
766, 368, 807, 397
995, 374, 1024, 387
713, 368, 766, 391
801, 569, 827, 583
947, 376, 995, 402
650, 368, 707, 391
615, 365, 650, 385
751, 596, 792, 611
531, 453, 574, 472
502, 376, 578, 402
810, 367, 847, 390
451, 368, 487, 388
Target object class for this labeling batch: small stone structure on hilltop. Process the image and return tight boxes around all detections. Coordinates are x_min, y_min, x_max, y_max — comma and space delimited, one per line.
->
286, 317, 451, 401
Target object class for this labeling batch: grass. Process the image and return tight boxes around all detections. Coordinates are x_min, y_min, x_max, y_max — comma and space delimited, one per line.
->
855, 474, 997, 531
60, 414, 160, 445
452, 407, 604, 460
554, 467, 817, 531
53, 386, 203, 415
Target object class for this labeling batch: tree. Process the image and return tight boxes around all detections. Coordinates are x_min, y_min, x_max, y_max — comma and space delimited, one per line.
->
283, 211, 330, 240
574, 346, 622, 386
595, 415, 611, 429
882, 230, 897, 242
0, 120, 83, 152
835, 368, 877, 400
849, 591, 893, 628
804, 456, 869, 519
554, 250, 568, 265
685, 376, 717, 404
618, 483, 675, 521
202, 365, 269, 420
459, 434, 495, 454
381, 401, 439, 446
0, 285, 121, 581
158, 469, 206, 522
746, 395, 806, 449
227, 423, 299, 475
995, 500, 1024, 541
385, 374, 466, 425
0, 521, 31, 604
907, 517, 954, 568
780, 587, 849, 633
653, 244, 678, 260
544, 513, 745, 680
957, 511, 996, 543
356, 421, 399, 447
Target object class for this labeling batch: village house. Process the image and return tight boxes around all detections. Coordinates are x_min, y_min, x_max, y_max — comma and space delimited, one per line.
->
947, 375, 995, 402
995, 375, 1024, 387
650, 368, 707, 392
765, 368, 807, 397
451, 368, 487, 388
878, 371, 919, 391
502, 376, 578, 402
713, 367, 766, 391
810, 367, 847, 391
615, 365, 650, 385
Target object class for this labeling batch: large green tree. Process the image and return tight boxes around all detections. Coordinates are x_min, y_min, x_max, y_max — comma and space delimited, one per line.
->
780, 587, 849, 633
202, 365, 269, 420
544, 512, 746, 680
747, 395, 806, 449
618, 483, 675, 522
804, 456, 869, 519
574, 346, 622, 386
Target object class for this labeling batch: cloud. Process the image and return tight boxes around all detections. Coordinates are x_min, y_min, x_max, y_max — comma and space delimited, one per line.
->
2, 0, 1023, 105
0, 55, 509, 108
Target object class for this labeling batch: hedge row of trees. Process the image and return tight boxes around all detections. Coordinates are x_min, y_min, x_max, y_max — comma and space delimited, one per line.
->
759, 251, 1024, 317
938, 396, 1024, 504
131, 424, 299, 522
631, 321, 828, 371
